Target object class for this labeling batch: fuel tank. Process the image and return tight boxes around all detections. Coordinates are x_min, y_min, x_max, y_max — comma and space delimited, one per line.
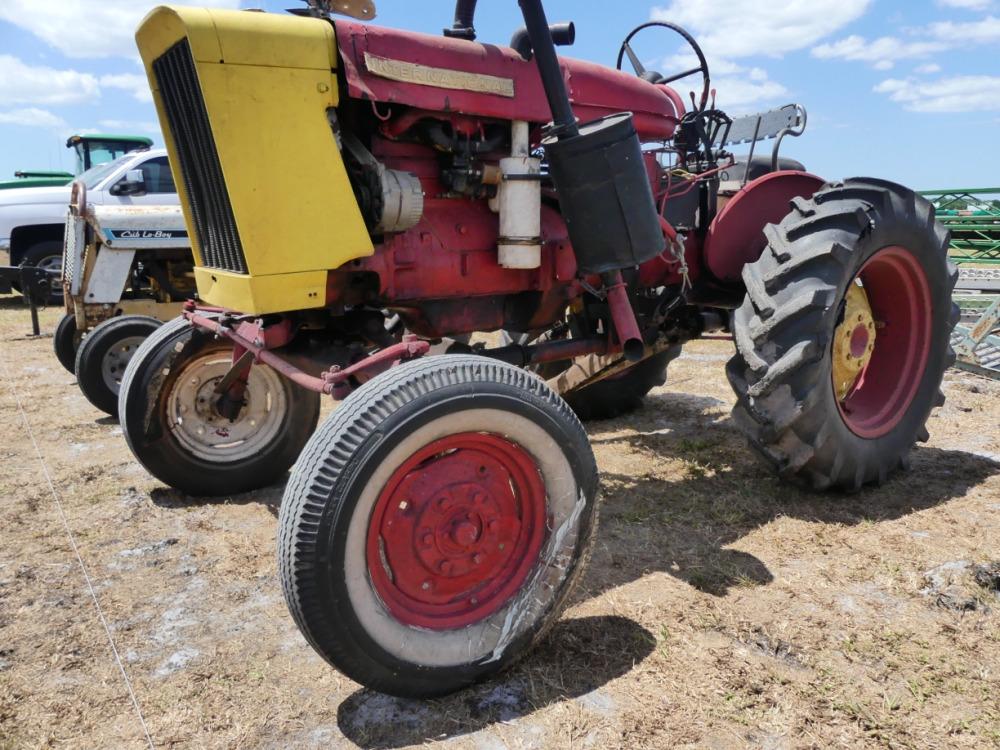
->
335, 20, 685, 141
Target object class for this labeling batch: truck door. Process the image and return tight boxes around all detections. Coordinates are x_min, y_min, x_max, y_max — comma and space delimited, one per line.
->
103, 155, 179, 206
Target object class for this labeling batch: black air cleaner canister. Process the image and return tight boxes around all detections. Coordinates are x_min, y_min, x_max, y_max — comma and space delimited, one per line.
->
543, 113, 665, 274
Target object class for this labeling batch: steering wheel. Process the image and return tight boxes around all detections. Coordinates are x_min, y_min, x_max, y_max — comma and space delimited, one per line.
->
616, 21, 711, 113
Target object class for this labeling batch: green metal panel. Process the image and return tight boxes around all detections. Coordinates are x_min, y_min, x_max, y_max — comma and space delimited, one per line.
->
65, 134, 154, 147
0, 176, 73, 190
920, 187, 1000, 265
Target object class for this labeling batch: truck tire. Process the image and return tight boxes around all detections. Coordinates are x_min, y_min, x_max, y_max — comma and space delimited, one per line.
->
119, 316, 321, 496
22, 240, 63, 304
75, 315, 162, 417
727, 178, 958, 491
54, 313, 81, 373
278, 355, 599, 698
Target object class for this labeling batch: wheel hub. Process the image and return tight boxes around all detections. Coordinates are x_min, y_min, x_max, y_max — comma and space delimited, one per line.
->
831, 246, 933, 438
367, 433, 547, 630
166, 352, 287, 460
100, 335, 147, 393
832, 282, 876, 401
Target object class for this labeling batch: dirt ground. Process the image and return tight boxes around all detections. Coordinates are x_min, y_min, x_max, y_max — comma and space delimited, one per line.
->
0, 297, 997, 750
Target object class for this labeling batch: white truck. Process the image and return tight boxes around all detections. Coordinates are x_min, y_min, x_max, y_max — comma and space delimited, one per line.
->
0, 148, 179, 299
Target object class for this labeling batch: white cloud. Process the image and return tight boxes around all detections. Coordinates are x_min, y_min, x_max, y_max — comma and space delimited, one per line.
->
651, 0, 872, 59
97, 119, 161, 135
0, 0, 241, 59
936, 0, 993, 9
660, 56, 788, 111
0, 55, 99, 106
648, 0, 869, 110
916, 63, 942, 74
812, 15, 1000, 69
811, 35, 946, 68
0, 108, 69, 131
713, 76, 789, 112
929, 15, 1000, 43
100, 73, 153, 103
874, 75, 1000, 112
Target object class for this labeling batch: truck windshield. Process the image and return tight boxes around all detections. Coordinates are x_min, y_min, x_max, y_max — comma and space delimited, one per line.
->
80, 154, 133, 189
73, 140, 146, 172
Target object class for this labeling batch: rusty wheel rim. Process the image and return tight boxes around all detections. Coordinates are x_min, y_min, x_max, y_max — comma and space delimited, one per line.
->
366, 432, 547, 630
833, 245, 932, 438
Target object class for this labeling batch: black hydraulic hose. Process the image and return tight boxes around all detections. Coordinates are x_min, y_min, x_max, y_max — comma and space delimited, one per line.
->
445, 0, 478, 40
510, 21, 574, 60
517, 0, 578, 138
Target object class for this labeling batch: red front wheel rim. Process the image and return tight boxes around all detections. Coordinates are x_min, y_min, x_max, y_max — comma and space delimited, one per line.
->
366, 432, 547, 630
834, 245, 933, 439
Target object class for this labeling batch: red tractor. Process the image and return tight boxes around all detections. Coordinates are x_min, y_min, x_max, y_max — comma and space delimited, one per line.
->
123, 0, 956, 696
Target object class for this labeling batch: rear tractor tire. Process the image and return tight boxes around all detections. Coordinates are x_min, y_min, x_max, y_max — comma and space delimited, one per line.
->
119, 316, 321, 496
75, 315, 162, 417
563, 348, 680, 421
727, 178, 958, 491
502, 331, 679, 421
278, 355, 599, 697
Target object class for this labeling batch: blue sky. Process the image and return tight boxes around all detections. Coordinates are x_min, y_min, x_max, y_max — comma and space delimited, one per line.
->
0, 0, 997, 189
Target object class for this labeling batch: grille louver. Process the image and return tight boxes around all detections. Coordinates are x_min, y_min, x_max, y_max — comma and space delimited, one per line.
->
152, 39, 247, 274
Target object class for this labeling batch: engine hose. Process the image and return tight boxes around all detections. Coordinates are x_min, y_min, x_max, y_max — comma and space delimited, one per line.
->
424, 122, 505, 155
446, 0, 477, 40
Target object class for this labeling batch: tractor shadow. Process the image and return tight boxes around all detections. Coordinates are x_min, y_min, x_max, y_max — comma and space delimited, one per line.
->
0, 294, 29, 309
335, 614, 655, 750
580, 390, 1000, 599
150, 483, 285, 516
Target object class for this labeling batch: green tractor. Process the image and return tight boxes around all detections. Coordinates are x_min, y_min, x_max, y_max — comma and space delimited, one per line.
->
0, 134, 153, 191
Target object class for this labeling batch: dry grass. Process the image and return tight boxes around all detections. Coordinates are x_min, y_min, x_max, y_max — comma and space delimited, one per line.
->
0, 297, 998, 749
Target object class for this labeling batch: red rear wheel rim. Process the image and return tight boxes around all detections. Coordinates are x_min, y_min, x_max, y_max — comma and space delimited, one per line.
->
834, 245, 932, 438
366, 432, 547, 630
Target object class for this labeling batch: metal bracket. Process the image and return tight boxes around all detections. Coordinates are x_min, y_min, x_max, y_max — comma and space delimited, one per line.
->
952, 296, 1000, 379
323, 335, 430, 398
723, 104, 804, 147
0, 265, 59, 336
213, 349, 255, 395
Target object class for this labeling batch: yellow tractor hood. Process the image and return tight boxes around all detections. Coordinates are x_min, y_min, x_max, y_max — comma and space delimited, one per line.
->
136, 6, 373, 314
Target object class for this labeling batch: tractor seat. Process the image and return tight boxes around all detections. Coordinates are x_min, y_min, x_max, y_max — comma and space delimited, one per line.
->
720, 154, 806, 183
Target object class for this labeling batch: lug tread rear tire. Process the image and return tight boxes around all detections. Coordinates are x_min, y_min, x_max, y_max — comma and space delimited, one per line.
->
563, 348, 680, 421
727, 178, 957, 491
